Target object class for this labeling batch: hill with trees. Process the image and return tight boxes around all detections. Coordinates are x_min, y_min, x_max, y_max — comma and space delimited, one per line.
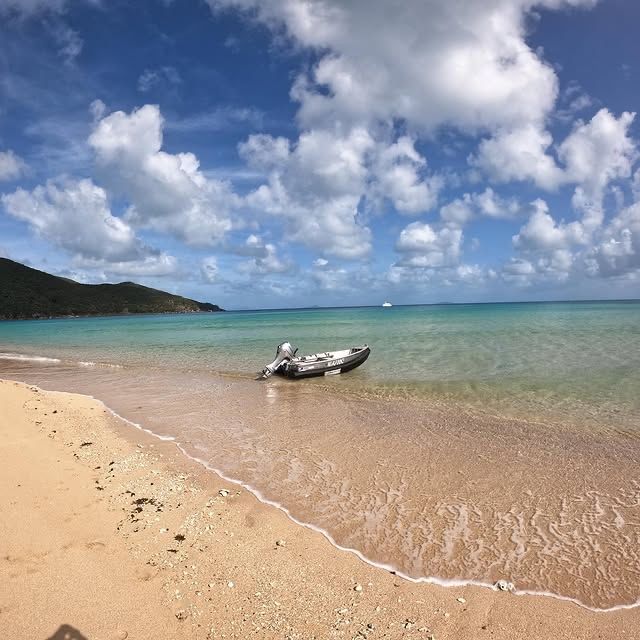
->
0, 257, 223, 320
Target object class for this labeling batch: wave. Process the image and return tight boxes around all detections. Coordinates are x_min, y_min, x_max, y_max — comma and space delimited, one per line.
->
0, 352, 61, 363
78, 361, 123, 369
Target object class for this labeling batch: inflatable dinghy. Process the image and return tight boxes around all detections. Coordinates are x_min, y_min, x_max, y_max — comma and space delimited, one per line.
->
259, 342, 370, 379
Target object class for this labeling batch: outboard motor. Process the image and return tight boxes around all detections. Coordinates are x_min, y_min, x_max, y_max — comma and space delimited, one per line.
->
259, 342, 297, 378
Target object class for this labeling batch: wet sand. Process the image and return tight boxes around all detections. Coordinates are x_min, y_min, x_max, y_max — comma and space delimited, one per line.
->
1, 378, 639, 639
2, 360, 639, 610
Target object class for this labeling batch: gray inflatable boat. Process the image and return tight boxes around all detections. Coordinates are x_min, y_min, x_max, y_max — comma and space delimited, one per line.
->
259, 342, 370, 379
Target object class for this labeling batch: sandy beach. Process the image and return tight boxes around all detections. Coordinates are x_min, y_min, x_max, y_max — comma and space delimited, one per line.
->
1, 378, 638, 639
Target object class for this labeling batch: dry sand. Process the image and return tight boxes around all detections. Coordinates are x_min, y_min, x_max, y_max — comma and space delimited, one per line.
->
1, 378, 638, 640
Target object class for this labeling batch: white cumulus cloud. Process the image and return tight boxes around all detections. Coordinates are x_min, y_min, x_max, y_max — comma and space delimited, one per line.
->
1, 178, 176, 276
209, 0, 596, 135
89, 104, 239, 246
237, 234, 293, 274
513, 199, 586, 252
588, 202, 640, 277
243, 127, 374, 258
440, 188, 520, 228
370, 136, 442, 215
471, 124, 564, 190
395, 221, 462, 268
472, 108, 637, 222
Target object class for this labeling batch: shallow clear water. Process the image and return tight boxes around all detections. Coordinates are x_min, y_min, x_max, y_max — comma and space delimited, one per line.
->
1, 301, 639, 609
1, 301, 639, 422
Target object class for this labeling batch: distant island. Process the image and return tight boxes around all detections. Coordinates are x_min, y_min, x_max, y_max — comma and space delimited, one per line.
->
0, 257, 223, 320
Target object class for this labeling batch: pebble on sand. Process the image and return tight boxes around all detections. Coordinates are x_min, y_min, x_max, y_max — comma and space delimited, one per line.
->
354, 583, 363, 592
456, 596, 466, 604
275, 539, 286, 547
495, 579, 515, 592
219, 489, 230, 497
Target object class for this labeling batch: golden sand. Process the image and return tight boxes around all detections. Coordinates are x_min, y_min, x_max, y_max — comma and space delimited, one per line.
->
1, 378, 637, 639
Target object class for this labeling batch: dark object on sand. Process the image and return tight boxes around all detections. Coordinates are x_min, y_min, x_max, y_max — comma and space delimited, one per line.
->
258, 342, 370, 379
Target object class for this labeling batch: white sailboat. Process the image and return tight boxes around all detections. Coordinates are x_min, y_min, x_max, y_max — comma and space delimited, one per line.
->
382, 301, 392, 307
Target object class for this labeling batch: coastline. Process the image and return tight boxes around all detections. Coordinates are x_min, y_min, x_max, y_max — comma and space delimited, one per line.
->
1, 378, 638, 639
0, 309, 224, 322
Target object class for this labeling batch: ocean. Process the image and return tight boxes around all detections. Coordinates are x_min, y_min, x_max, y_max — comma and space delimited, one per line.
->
1, 301, 639, 610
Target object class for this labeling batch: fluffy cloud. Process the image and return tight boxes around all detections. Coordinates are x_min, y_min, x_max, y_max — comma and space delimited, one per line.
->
588, 203, 640, 277
238, 133, 290, 170
534, 249, 574, 280
237, 234, 293, 274
241, 128, 445, 257
440, 196, 475, 228
472, 109, 637, 219
210, 0, 595, 135
440, 188, 520, 227
471, 124, 564, 190
89, 104, 239, 246
560, 109, 636, 197
370, 137, 441, 215
559, 109, 637, 229
75, 254, 178, 278
243, 127, 374, 258
513, 199, 587, 252
1, 178, 175, 275
214, 0, 604, 271
395, 221, 462, 268
0, 150, 26, 181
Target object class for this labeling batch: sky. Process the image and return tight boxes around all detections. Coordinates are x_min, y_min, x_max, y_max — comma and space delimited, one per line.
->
1, 0, 639, 309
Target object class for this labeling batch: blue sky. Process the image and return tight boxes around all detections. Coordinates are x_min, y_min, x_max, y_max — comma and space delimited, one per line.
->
1, 0, 639, 309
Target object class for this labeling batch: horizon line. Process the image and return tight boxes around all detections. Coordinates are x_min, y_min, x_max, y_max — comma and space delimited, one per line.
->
227, 298, 640, 312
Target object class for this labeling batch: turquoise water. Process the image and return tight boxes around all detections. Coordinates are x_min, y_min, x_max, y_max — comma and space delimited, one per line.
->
2, 300, 640, 609
1, 301, 639, 426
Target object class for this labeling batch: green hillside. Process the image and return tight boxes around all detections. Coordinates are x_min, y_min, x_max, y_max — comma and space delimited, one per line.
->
0, 257, 223, 320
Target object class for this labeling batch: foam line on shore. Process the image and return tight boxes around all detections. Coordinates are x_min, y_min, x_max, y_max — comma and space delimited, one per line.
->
78, 361, 124, 369
9, 378, 640, 614
0, 353, 61, 363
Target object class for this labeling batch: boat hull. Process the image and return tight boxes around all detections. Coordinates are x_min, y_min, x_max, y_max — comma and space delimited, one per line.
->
282, 345, 370, 379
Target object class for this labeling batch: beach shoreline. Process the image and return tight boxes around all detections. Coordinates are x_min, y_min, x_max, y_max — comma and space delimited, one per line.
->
1, 377, 638, 639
